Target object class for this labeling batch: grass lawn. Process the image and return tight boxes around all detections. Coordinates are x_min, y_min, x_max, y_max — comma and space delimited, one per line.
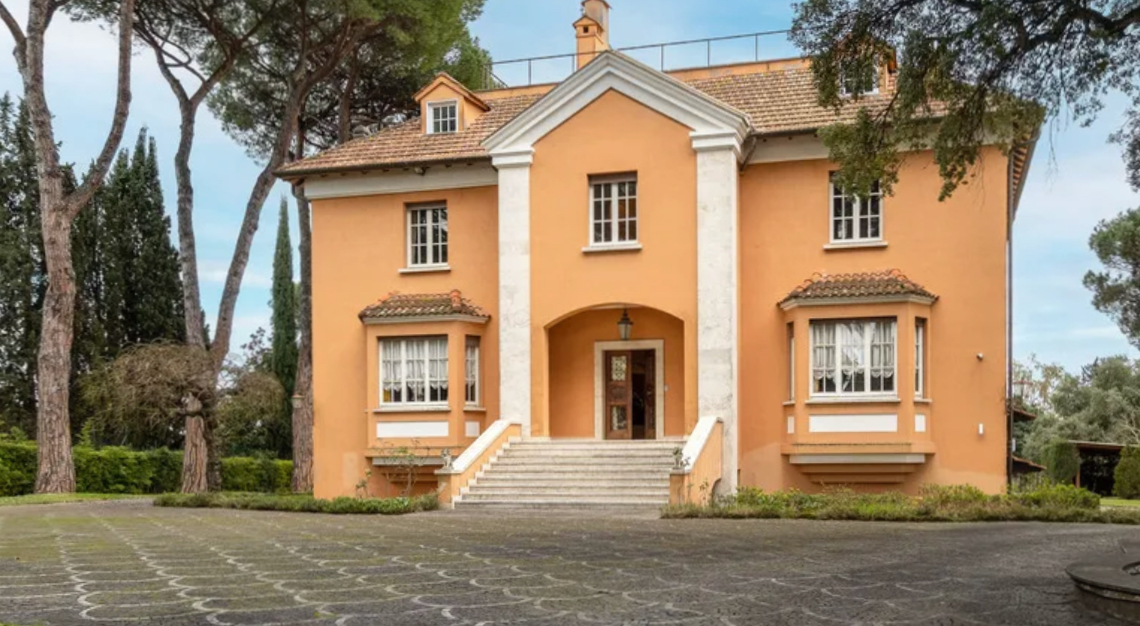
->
1102, 497, 1140, 508
0, 493, 150, 507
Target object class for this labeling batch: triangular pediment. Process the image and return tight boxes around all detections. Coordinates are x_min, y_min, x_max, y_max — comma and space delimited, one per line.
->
483, 51, 751, 159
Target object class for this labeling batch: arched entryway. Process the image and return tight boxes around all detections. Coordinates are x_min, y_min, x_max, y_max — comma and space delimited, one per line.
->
544, 305, 686, 440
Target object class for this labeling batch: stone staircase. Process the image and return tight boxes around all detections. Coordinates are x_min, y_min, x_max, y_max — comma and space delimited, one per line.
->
454, 439, 677, 508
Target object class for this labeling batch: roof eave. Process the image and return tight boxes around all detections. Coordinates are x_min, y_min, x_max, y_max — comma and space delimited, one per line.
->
779, 293, 938, 311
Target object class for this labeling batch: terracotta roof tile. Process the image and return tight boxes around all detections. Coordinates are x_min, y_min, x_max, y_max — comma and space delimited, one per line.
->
279, 62, 917, 177
360, 290, 490, 322
780, 270, 937, 305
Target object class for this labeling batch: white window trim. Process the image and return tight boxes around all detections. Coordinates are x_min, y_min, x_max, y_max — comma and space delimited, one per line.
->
379, 336, 449, 409
916, 320, 926, 399
808, 319, 898, 399
588, 175, 639, 247
465, 337, 481, 408
427, 99, 459, 134
788, 330, 795, 402
405, 203, 447, 268
829, 179, 883, 244
839, 65, 881, 98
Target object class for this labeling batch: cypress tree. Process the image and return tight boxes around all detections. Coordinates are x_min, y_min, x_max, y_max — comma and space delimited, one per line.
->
269, 197, 297, 396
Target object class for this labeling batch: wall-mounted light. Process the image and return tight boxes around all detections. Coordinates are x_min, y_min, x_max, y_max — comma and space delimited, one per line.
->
292, 394, 304, 410
617, 308, 633, 341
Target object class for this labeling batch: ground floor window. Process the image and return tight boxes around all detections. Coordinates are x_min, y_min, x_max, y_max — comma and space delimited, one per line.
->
810, 318, 896, 396
465, 336, 480, 406
380, 336, 448, 405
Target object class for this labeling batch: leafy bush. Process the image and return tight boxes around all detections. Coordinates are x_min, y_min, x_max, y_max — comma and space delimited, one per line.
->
1114, 447, 1140, 499
663, 483, 1132, 524
0, 442, 292, 496
153, 492, 439, 515
1012, 482, 1100, 510
1044, 440, 1080, 483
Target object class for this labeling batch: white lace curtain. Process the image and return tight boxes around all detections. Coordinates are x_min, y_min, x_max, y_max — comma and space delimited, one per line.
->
381, 337, 448, 404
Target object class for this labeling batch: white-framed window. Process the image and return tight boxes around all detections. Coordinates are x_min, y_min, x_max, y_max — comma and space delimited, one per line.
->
465, 336, 480, 406
428, 101, 458, 134
839, 64, 880, 97
831, 177, 882, 242
810, 318, 897, 396
787, 323, 795, 402
590, 174, 638, 245
916, 318, 926, 397
380, 336, 448, 406
407, 203, 448, 267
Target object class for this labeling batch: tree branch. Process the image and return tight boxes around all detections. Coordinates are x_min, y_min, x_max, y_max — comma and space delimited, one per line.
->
65, 0, 135, 217
0, 0, 25, 53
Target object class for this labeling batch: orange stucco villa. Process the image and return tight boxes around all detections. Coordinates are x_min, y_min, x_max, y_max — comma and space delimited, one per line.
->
277, 1, 1036, 507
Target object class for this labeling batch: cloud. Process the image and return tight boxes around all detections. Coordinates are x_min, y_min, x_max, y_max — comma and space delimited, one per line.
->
197, 259, 272, 289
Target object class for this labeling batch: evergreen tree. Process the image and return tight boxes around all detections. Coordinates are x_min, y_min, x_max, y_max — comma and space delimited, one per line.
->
0, 94, 44, 436
269, 197, 297, 396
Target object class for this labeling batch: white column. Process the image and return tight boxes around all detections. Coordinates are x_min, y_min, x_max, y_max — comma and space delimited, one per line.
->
492, 148, 534, 436
692, 130, 740, 494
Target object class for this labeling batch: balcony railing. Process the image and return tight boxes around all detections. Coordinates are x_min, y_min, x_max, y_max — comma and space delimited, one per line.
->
481, 29, 794, 90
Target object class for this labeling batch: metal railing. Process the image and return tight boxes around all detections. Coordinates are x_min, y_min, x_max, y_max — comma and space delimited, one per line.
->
481, 29, 793, 90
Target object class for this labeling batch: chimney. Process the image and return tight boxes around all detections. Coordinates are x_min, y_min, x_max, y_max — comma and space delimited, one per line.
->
574, 0, 611, 70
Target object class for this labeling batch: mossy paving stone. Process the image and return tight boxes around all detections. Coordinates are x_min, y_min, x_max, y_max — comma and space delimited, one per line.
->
291, 585, 406, 604
78, 578, 173, 593
0, 581, 78, 598
191, 592, 309, 612
80, 600, 199, 621
174, 582, 283, 600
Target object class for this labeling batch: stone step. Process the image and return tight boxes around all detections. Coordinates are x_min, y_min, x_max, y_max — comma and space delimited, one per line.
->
478, 466, 673, 477
457, 494, 668, 506
504, 447, 676, 457
508, 443, 679, 451
492, 457, 674, 467
471, 478, 665, 488
464, 486, 668, 497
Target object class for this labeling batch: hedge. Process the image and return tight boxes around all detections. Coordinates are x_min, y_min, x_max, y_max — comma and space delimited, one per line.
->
1114, 446, 1140, 499
0, 442, 293, 496
153, 492, 438, 515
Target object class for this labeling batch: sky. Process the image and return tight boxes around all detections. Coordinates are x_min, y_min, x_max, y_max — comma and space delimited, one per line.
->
1, 0, 1138, 372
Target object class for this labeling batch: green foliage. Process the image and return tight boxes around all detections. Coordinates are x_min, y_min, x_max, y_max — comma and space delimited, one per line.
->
790, 0, 1139, 200
1114, 446, 1140, 499
220, 456, 293, 494
153, 492, 438, 515
1044, 440, 1081, 484
270, 198, 297, 397
1086, 208, 1140, 349
664, 483, 1127, 523
215, 371, 289, 458
0, 442, 291, 497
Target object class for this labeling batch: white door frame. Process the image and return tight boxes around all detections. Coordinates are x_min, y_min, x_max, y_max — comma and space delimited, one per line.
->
594, 339, 666, 440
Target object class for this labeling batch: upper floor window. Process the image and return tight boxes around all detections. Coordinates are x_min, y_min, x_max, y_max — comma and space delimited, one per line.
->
810, 318, 896, 396
840, 64, 879, 97
465, 336, 480, 406
831, 177, 882, 243
590, 174, 638, 246
428, 101, 458, 134
407, 203, 447, 267
380, 336, 448, 406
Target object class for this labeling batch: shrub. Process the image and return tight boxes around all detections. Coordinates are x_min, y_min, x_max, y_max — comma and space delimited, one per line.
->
0, 443, 293, 496
1044, 440, 1080, 484
663, 483, 1128, 524
1114, 447, 1140, 499
153, 492, 439, 515
1012, 482, 1100, 510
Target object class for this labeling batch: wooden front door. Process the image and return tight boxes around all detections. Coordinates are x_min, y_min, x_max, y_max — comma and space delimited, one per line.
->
604, 350, 632, 440
643, 351, 656, 438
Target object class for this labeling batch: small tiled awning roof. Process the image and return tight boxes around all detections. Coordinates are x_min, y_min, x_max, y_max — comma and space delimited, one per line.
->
780, 269, 937, 307
359, 290, 490, 323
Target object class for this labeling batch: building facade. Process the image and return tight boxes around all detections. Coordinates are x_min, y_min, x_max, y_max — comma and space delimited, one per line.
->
278, 0, 1035, 505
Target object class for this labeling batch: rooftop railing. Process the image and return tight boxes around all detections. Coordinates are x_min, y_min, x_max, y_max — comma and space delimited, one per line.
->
481, 29, 795, 90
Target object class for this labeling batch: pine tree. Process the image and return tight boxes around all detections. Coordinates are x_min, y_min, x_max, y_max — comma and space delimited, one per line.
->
269, 198, 297, 396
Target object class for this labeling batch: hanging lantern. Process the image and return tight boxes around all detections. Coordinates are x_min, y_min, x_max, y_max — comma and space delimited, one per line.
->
617, 308, 633, 341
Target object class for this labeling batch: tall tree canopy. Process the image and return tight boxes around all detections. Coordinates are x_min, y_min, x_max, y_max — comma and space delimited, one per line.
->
790, 0, 1139, 199
1086, 206, 1140, 348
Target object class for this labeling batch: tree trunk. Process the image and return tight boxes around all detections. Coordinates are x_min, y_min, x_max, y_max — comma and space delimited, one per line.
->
174, 103, 206, 348
291, 187, 314, 493
5, 0, 136, 493
35, 200, 76, 493
181, 415, 209, 493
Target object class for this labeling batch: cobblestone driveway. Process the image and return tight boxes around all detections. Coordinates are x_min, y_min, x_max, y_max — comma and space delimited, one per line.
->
0, 500, 1131, 625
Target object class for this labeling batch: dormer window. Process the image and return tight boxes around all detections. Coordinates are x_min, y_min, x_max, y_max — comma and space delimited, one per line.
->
839, 64, 880, 97
428, 101, 458, 134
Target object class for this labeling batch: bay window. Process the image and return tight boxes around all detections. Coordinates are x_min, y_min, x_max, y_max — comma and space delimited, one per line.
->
380, 336, 448, 406
810, 319, 897, 396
